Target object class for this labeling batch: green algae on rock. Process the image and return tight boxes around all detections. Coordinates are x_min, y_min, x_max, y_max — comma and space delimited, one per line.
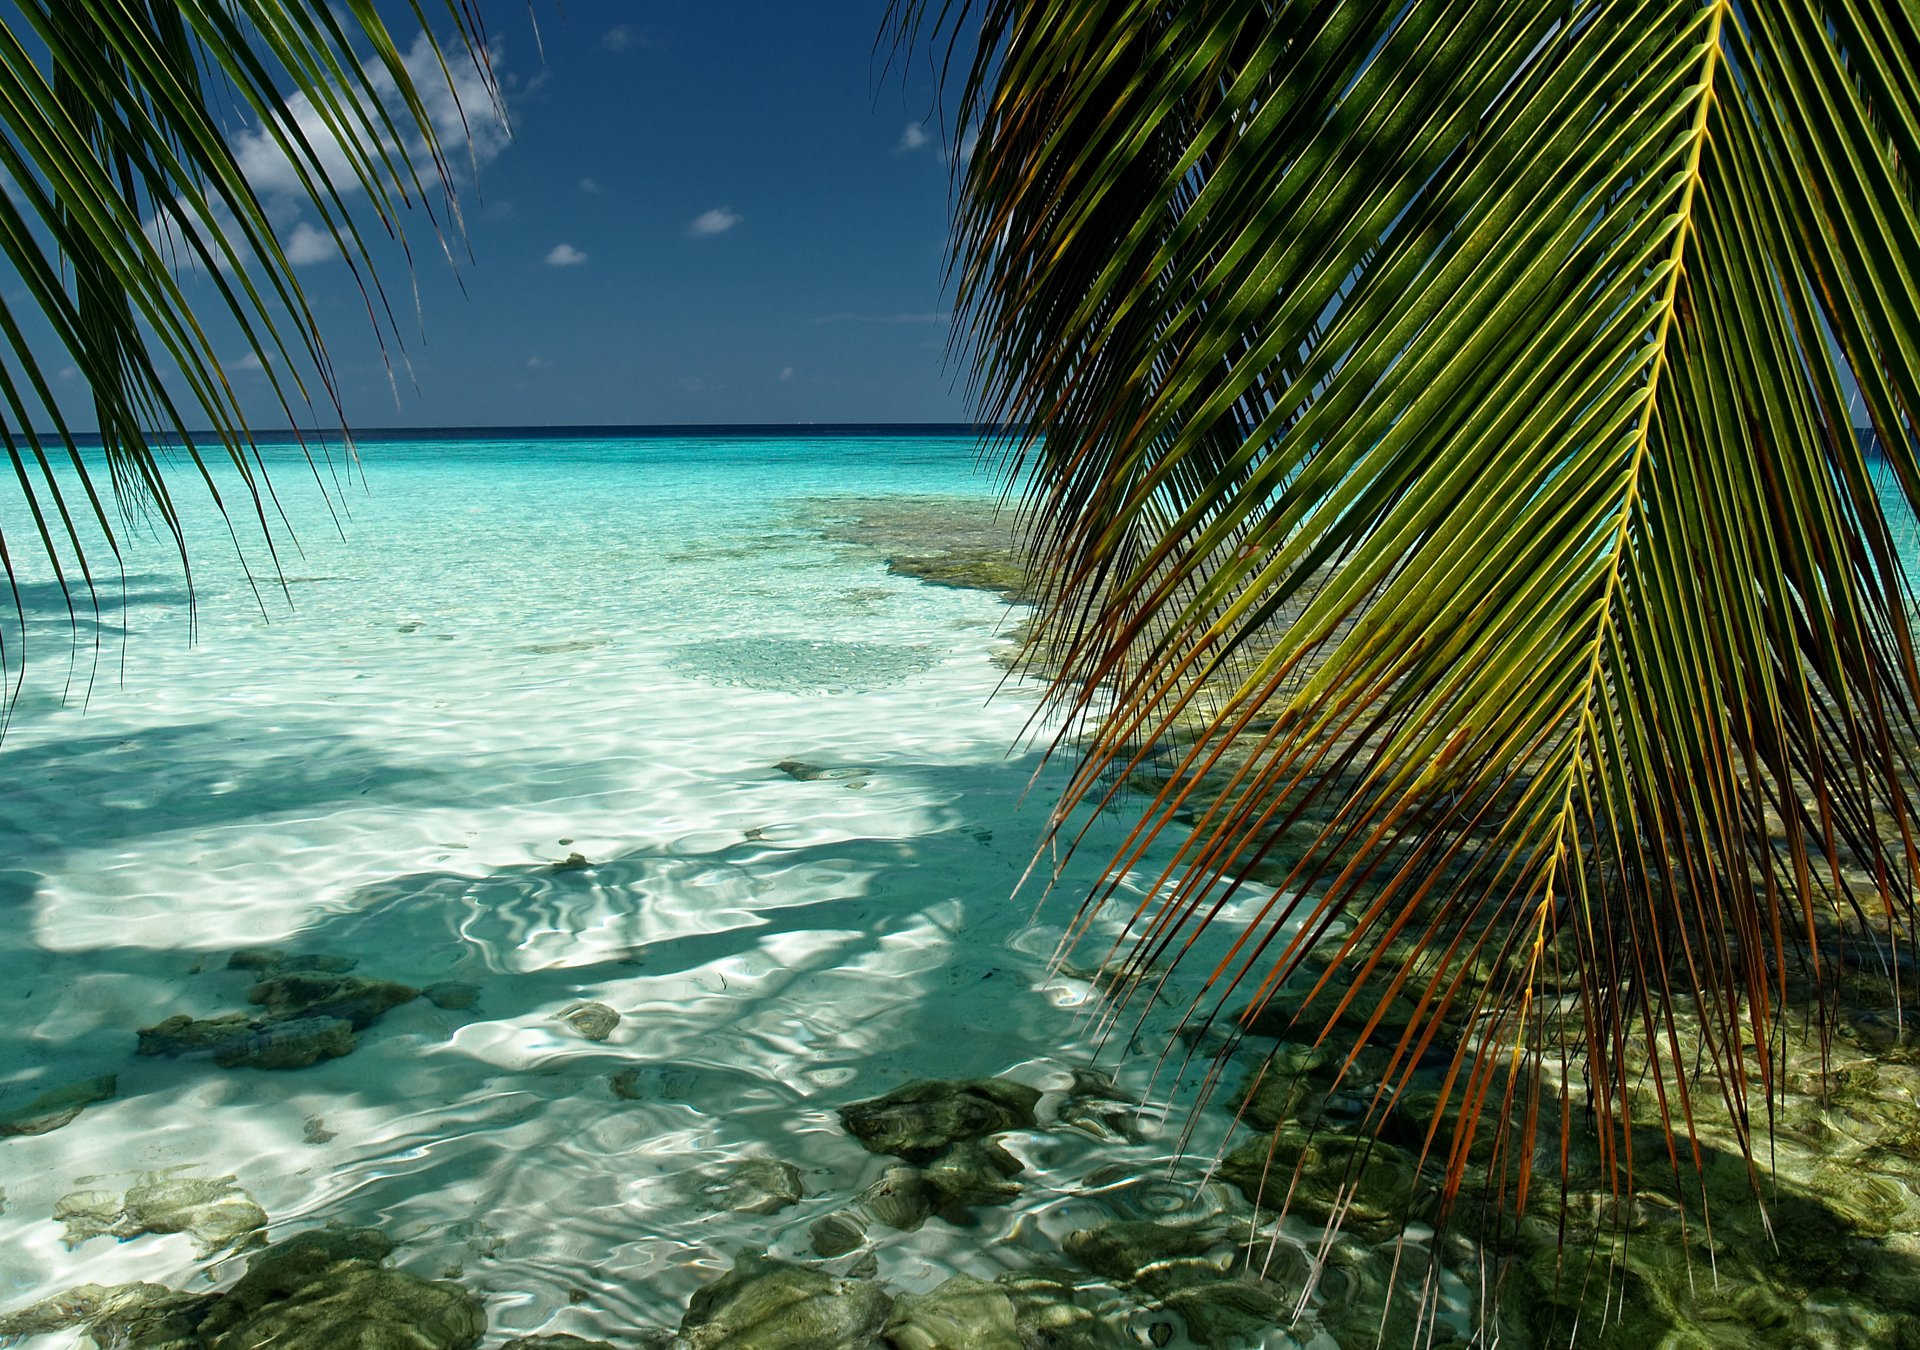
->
689, 1159, 804, 1216
838, 1078, 1040, 1162
882, 1274, 1023, 1350
138, 1011, 356, 1070
555, 1000, 621, 1042
54, 1173, 266, 1258
853, 1165, 939, 1232
246, 971, 419, 1029
0, 1074, 116, 1138
423, 981, 482, 1011
806, 1212, 867, 1259
678, 1252, 891, 1349
0, 1281, 183, 1338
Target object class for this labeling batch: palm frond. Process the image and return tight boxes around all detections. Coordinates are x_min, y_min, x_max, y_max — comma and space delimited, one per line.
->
0, 0, 493, 681
906, 0, 1920, 1287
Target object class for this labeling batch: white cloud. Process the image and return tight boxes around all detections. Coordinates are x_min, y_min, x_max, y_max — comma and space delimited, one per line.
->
285, 221, 336, 266
234, 352, 265, 371
146, 34, 513, 273
778, 367, 795, 382
602, 25, 634, 52
544, 242, 588, 266
898, 123, 930, 152
812, 311, 949, 325
579, 177, 602, 194
527, 355, 548, 368
233, 34, 511, 201
687, 207, 740, 237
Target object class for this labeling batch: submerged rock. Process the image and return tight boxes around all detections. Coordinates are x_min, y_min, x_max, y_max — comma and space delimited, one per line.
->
0, 1074, 117, 1138
992, 1268, 1131, 1349
923, 1138, 1024, 1217
807, 1213, 867, 1258
883, 1275, 1022, 1350
140, 965, 415, 1071
679, 1252, 890, 1349
56, 1173, 266, 1258
247, 971, 419, 1029
854, 1166, 938, 1232
838, 1078, 1040, 1162
499, 1337, 619, 1350
222, 1016, 358, 1070
1062, 1220, 1225, 1294
772, 759, 871, 787
691, 1159, 804, 1216
197, 1226, 483, 1350
1219, 1127, 1422, 1237
137, 1011, 356, 1070
424, 981, 482, 1011
89, 1286, 220, 1349
0, 1281, 177, 1336
555, 1001, 621, 1042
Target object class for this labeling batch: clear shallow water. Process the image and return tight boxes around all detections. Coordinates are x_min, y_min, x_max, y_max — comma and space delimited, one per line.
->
0, 434, 1406, 1347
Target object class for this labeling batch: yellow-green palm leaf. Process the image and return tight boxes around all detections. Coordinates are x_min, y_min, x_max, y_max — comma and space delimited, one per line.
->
908, 0, 1920, 1263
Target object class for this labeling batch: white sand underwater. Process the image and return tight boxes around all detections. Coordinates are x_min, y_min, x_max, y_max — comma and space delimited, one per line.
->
0, 435, 1455, 1347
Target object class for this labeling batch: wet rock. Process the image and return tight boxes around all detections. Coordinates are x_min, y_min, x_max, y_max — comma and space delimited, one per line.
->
854, 1165, 938, 1232
139, 994, 368, 1071
610, 1067, 644, 1099
424, 981, 482, 1011
89, 1286, 221, 1348
0, 1074, 117, 1138
838, 1078, 1040, 1162
1057, 1068, 1143, 1142
555, 1001, 621, 1042
552, 852, 592, 871
679, 1252, 890, 1349
924, 1138, 1024, 1217
247, 971, 419, 1029
0, 1281, 178, 1336
56, 1173, 266, 1258
217, 1016, 357, 1070
993, 1269, 1130, 1349
808, 1213, 866, 1258
1159, 1277, 1292, 1347
883, 1275, 1022, 1349
139, 1012, 259, 1057
1062, 1220, 1224, 1294
196, 1225, 483, 1349
1219, 1127, 1423, 1238
692, 1159, 805, 1216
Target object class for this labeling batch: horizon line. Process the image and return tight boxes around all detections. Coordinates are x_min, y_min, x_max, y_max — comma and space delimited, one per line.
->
52, 421, 1021, 445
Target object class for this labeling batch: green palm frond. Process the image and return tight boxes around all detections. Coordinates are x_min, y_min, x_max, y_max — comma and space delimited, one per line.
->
0, 0, 492, 677
906, 0, 1920, 1271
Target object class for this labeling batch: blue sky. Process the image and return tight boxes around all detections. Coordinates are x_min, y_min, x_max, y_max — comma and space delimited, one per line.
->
151, 4, 975, 430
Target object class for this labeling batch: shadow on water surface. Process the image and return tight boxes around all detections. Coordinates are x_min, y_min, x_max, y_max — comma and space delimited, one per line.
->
6, 737, 1920, 1345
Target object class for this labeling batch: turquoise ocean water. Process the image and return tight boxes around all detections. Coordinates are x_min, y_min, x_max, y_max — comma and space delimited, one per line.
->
0, 431, 1441, 1347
